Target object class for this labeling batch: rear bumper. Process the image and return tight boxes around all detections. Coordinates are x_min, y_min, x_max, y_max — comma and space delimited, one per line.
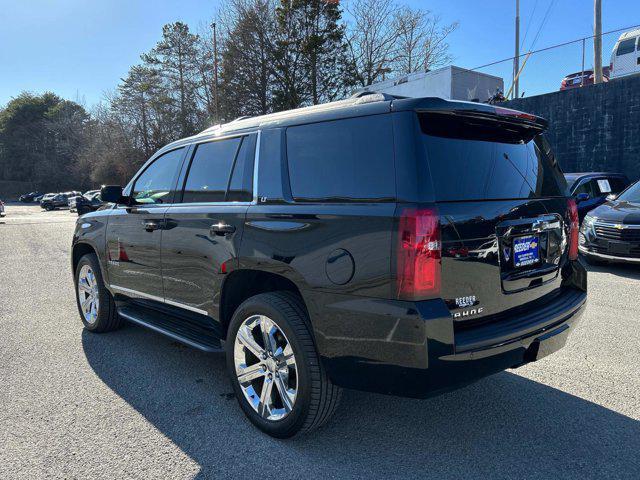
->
309, 284, 586, 399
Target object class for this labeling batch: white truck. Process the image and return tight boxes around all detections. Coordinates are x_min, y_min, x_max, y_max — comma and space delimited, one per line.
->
354, 66, 504, 103
610, 28, 640, 80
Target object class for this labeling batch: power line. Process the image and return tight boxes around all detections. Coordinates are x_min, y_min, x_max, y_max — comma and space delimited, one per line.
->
466, 23, 640, 73
520, 0, 539, 50
527, 0, 556, 53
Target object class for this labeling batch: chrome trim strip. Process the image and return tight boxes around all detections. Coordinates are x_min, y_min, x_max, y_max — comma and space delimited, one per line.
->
252, 130, 261, 204
579, 246, 640, 263
594, 221, 640, 229
110, 285, 209, 316
111, 285, 164, 302
164, 299, 209, 316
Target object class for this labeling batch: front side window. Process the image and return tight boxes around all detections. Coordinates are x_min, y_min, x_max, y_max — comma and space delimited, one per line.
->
286, 115, 396, 202
617, 38, 636, 56
132, 148, 184, 204
182, 137, 242, 203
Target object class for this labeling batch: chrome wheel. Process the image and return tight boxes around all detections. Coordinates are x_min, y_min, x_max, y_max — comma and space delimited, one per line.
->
233, 315, 298, 421
77, 264, 99, 324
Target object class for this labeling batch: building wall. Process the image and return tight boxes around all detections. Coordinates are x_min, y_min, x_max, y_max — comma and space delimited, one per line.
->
505, 74, 640, 180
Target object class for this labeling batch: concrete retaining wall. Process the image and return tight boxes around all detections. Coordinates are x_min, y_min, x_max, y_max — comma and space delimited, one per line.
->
505, 74, 640, 180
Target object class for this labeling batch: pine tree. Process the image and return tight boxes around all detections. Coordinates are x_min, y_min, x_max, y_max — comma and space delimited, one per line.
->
142, 22, 201, 137
273, 0, 352, 110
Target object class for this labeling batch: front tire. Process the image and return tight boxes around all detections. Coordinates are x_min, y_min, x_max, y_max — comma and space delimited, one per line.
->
74, 253, 122, 332
226, 291, 341, 438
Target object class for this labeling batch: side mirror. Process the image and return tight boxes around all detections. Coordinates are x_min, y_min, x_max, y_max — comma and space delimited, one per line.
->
100, 185, 126, 204
606, 193, 618, 201
575, 192, 590, 203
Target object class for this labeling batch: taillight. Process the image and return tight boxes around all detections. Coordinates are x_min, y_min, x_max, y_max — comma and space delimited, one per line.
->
494, 106, 538, 122
397, 207, 441, 300
567, 199, 579, 260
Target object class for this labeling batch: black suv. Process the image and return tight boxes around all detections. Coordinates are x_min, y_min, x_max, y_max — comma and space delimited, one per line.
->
72, 95, 587, 438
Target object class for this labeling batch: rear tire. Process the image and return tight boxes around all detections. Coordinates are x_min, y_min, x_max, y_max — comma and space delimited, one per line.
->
74, 253, 122, 332
226, 291, 341, 438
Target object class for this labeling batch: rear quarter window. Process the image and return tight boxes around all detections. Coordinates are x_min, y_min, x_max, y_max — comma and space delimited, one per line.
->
286, 115, 395, 202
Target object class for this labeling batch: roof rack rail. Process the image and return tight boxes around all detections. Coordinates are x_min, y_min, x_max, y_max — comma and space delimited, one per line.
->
231, 115, 253, 122
350, 90, 406, 102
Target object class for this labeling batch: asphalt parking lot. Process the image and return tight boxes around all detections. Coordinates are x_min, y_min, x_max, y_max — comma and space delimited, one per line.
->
1, 204, 639, 479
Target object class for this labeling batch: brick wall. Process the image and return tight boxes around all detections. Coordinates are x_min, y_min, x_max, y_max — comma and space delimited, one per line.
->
505, 74, 640, 180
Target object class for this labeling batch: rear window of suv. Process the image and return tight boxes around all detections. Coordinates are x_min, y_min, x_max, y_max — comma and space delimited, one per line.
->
286, 115, 395, 202
419, 112, 567, 201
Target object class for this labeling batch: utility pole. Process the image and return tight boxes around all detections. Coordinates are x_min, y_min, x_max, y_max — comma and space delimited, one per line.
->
514, 0, 520, 99
594, 0, 603, 84
212, 22, 220, 121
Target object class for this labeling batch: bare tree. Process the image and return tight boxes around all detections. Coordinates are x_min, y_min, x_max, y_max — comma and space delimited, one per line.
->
346, 0, 458, 86
346, 0, 399, 87
393, 7, 457, 74
420, 13, 458, 72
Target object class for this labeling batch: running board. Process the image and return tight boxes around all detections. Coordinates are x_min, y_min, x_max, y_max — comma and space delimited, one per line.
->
118, 305, 223, 352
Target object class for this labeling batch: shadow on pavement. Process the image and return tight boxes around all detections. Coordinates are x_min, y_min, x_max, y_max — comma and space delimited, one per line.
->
583, 260, 640, 280
82, 325, 640, 479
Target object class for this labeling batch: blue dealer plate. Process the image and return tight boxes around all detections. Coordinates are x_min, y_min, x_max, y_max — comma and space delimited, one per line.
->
513, 235, 540, 267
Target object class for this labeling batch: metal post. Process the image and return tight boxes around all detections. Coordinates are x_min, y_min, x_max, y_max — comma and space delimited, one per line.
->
212, 22, 220, 121
594, 0, 603, 84
581, 38, 586, 86
514, 0, 520, 99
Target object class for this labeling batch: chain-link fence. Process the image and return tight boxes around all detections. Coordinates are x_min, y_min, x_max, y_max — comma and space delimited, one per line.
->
449, 25, 640, 103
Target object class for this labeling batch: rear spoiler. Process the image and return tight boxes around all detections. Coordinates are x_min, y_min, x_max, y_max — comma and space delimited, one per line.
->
392, 97, 548, 131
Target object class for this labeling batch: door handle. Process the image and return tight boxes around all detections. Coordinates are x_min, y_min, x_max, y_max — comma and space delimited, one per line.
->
210, 222, 236, 236
144, 220, 161, 232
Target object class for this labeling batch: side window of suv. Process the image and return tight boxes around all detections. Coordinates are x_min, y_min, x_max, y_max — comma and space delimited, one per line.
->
286, 115, 395, 202
182, 137, 244, 203
132, 148, 185, 205
617, 38, 636, 56
573, 180, 596, 198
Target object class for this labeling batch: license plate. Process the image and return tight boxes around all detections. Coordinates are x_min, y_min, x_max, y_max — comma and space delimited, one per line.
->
513, 235, 540, 267
608, 242, 630, 255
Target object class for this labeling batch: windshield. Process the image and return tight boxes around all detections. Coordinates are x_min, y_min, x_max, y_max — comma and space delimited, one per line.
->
617, 181, 640, 202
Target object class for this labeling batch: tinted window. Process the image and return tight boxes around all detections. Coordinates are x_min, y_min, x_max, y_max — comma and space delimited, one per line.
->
419, 113, 566, 201
182, 138, 242, 203
608, 177, 628, 193
227, 135, 256, 202
132, 147, 184, 204
574, 180, 597, 197
617, 38, 636, 56
286, 116, 395, 202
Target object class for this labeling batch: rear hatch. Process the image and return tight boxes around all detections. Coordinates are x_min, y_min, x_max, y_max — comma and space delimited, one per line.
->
416, 108, 573, 330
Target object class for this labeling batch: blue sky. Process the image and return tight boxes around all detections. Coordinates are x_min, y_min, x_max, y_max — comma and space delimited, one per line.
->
1, 0, 639, 107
